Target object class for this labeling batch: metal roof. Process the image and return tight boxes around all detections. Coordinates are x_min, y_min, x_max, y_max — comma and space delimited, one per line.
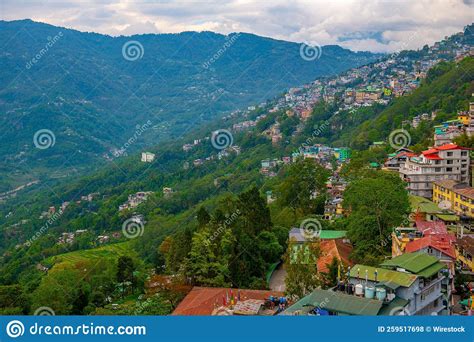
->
283, 289, 383, 316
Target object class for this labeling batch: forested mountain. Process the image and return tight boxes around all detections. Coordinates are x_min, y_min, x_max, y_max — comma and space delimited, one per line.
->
0, 20, 473, 315
0, 19, 379, 191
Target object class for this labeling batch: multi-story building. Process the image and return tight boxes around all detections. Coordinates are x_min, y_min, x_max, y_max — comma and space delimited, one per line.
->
391, 221, 456, 314
283, 252, 447, 316
432, 180, 474, 219
399, 143, 470, 198
384, 148, 416, 171
455, 235, 474, 273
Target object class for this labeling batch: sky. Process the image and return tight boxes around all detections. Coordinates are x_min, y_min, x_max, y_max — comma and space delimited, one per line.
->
1, 0, 473, 52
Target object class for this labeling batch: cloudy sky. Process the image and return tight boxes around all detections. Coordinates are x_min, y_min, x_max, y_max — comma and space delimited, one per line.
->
1, 0, 473, 52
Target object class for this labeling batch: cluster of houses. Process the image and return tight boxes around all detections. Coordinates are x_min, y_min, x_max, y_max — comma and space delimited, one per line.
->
118, 191, 153, 211
262, 29, 473, 127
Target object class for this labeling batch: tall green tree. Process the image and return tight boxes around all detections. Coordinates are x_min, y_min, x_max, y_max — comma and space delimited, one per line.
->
343, 172, 410, 263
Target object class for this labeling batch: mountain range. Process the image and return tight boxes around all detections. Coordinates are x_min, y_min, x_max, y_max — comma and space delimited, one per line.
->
0, 19, 379, 192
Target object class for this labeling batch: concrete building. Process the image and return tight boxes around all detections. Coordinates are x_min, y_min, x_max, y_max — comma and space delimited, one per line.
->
284, 253, 447, 316
399, 143, 470, 198
432, 180, 474, 219
141, 152, 155, 163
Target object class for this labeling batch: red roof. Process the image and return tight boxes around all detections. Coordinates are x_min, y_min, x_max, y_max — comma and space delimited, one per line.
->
405, 235, 456, 259
420, 143, 469, 160
414, 220, 448, 235
317, 239, 353, 273
422, 148, 439, 155
436, 143, 468, 151
172, 287, 283, 315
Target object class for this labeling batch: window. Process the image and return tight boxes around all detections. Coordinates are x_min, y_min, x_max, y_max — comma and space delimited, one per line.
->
447, 160, 453, 165
447, 152, 453, 157
462, 151, 467, 156
447, 167, 452, 172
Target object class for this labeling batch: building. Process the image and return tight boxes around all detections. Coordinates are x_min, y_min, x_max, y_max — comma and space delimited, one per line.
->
432, 180, 474, 219
141, 152, 155, 163
172, 287, 284, 316
409, 195, 459, 224
284, 252, 447, 316
399, 143, 470, 198
289, 228, 352, 273
333, 147, 351, 162
391, 220, 456, 314
384, 149, 417, 171
455, 235, 474, 273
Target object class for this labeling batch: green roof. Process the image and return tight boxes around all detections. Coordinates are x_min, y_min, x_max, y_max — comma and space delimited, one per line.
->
380, 252, 445, 277
319, 230, 347, 239
378, 297, 409, 316
284, 289, 383, 316
435, 213, 459, 222
416, 262, 445, 278
350, 264, 417, 288
409, 195, 442, 214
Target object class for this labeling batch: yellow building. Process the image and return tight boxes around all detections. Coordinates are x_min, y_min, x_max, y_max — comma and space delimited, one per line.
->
456, 236, 474, 273
391, 227, 424, 257
458, 112, 470, 126
432, 180, 474, 218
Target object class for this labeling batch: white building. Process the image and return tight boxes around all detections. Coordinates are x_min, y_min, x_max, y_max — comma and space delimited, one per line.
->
399, 143, 470, 198
141, 152, 155, 163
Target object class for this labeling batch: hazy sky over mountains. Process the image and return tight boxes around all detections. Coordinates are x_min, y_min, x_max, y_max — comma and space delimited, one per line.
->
1, 0, 473, 52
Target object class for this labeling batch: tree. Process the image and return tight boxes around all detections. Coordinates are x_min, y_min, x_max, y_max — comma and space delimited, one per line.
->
185, 228, 230, 287
343, 172, 410, 263
237, 186, 272, 235
116, 256, 136, 297
453, 133, 474, 149
277, 159, 329, 216
196, 207, 211, 228
284, 239, 321, 301
31, 268, 84, 315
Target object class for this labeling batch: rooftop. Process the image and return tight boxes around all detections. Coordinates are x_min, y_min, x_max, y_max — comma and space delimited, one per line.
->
172, 287, 283, 316
405, 235, 456, 259
289, 228, 347, 242
380, 252, 445, 277
282, 289, 384, 316
456, 236, 474, 255
317, 239, 352, 273
350, 264, 417, 288
414, 220, 448, 235
433, 180, 474, 200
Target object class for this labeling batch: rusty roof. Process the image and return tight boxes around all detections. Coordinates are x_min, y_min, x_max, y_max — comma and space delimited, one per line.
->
172, 287, 283, 316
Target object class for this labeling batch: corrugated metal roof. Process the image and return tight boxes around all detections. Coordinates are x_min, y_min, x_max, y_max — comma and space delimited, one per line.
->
350, 264, 417, 288
380, 252, 441, 274
283, 289, 383, 316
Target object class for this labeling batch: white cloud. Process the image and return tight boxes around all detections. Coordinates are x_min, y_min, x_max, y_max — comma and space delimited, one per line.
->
1, 0, 472, 52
